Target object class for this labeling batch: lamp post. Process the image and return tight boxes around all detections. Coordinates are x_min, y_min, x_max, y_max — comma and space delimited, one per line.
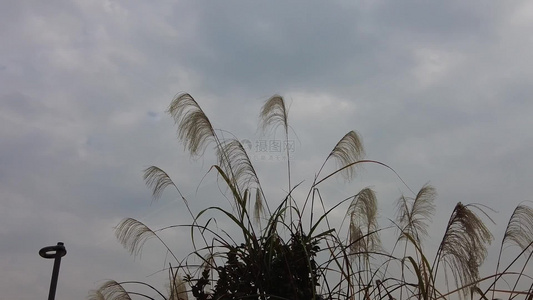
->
39, 242, 67, 300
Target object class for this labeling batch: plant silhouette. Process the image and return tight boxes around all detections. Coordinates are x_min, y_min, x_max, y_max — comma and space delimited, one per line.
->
91, 93, 533, 300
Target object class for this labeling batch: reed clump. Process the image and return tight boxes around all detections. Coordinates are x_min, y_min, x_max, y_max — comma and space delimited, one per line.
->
91, 94, 533, 300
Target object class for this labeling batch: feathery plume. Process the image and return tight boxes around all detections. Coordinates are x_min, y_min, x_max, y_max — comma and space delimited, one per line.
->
216, 139, 265, 220
89, 280, 132, 300
436, 203, 493, 294
143, 166, 177, 201
348, 188, 380, 255
328, 131, 365, 180
168, 93, 216, 157
217, 139, 261, 194
168, 273, 189, 300
396, 184, 436, 244
115, 218, 157, 258
259, 94, 288, 135
503, 204, 533, 252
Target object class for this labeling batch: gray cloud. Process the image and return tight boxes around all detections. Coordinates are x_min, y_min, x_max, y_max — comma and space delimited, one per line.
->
1, 0, 533, 298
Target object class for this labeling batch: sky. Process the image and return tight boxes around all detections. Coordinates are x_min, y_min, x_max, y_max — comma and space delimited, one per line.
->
1, 0, 533, 299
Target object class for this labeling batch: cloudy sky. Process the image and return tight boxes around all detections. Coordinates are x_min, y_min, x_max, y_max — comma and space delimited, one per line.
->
2, 0, 533, 298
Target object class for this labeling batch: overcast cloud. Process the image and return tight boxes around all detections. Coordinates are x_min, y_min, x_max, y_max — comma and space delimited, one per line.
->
1, 1, 533, 298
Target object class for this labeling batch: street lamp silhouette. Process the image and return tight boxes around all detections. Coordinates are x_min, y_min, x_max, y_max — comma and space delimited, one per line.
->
39, 242, 67, 300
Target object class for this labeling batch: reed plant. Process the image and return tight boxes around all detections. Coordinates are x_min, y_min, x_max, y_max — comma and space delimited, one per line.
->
90, 93, 533, 300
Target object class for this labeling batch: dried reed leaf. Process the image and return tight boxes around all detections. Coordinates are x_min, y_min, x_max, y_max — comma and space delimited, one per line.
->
254, 188, 264, 223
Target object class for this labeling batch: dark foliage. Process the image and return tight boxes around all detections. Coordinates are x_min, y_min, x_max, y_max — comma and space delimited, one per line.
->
188, 230, 321, 300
